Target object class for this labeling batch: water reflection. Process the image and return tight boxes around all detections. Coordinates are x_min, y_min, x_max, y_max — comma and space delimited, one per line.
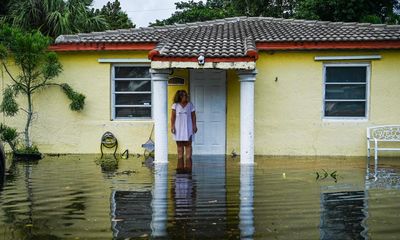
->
168, 155, 230, 239
1, 160, 64, 239
366, 157, 400, 190
364, 159, 400, 239
366, 168, 400, 190
1, 155, 400, 239
319, 159, 370, 240
110, 191, 152, 238
320, 191, 368, 240
240, 165, 255, 240
151, 163, 168, 238
113, 156, 240, 239
169, 169, 197, 238
320, 158, 400, 240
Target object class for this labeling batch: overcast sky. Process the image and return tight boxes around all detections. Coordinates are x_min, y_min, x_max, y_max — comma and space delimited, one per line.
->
92, 0, 200, 27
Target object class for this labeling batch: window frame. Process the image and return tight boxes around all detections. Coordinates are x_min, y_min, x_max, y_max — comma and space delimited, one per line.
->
322, 63, 371, 121
111, 64, 152, 120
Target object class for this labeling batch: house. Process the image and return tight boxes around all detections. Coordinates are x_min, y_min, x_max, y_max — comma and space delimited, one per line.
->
4, 17, 400, 164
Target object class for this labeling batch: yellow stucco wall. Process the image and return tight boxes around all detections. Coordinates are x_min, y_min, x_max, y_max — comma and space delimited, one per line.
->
226, 70, 240, 155
1, 50, 399, 156
252, 50, 400, 156
0, 51, 187, 155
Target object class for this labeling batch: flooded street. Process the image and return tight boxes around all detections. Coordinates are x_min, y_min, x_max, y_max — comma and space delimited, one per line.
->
0, 155, 399, 239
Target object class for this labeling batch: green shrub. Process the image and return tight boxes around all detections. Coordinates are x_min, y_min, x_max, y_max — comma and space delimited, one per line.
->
14, 145, 40, 155
0, 123, 18, 152
0, 87, 19, 116
96, 156, 118, 171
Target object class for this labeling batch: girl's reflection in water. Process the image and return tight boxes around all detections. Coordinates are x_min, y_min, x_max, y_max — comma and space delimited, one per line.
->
171, 170, 197, 238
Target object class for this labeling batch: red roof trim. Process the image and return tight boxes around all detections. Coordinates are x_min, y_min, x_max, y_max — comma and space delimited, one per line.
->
246, 49, 259, 60
49, 40, 400, 61
150, 56, 256, 62
256, 40, 400, 50
148, 49, 160, 59
49, 42, 156, 51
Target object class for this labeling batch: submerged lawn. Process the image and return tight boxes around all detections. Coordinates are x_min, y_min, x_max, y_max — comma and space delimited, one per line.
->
0, 155, 399, 239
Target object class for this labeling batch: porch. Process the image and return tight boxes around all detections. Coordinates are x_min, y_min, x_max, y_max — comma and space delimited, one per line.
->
150, 62, 257, 165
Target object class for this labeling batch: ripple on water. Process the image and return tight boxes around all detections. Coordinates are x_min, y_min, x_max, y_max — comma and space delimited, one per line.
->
0, 155, 399, 239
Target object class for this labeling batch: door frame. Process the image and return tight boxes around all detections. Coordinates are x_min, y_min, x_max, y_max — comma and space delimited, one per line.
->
189, 69, 228, 155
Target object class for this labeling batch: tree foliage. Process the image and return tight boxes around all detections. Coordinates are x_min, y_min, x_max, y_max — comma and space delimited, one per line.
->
0, 0, 10, 18
295, 0, 400, 24
2, 0, 135, 38
0, 86, 18, 116
0, 25, 86, 151
150, 0, 236, 26
231, 0, 297, 18
152, 0, 400, 26
93, 0, 134, 30
5, 0, 108, 38
0, 123, 18, 152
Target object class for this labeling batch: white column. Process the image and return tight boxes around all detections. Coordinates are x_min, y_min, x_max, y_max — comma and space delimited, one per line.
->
151, 163, 168, 237
237, 70, 257, 165
151, 69, 170, 163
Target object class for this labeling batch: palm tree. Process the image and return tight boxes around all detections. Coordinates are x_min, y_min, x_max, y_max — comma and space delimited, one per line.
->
7, 0, 109, 38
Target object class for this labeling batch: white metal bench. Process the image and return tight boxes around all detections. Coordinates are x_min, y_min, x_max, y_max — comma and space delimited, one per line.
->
367, 125, 400, 162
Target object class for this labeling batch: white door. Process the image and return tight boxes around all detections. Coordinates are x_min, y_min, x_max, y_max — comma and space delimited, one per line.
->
190, 70, 226, 155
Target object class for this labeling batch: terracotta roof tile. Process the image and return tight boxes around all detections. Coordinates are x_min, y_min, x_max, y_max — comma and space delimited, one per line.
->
54, 16, 400, 58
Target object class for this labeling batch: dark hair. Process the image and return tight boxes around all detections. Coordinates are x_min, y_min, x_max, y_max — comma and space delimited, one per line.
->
173, 90, 188, 103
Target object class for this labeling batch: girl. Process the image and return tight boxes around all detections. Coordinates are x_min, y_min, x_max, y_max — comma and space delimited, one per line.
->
171, 90, 197, 172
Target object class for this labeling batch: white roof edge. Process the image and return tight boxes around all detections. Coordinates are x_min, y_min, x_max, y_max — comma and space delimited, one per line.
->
314, 55, 382, 61
98, 58, 151, 63
151, 61, 256, 70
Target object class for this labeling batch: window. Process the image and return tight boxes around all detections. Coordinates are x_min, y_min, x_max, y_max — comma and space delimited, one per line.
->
112, 65, 151, 119
323, 64, 369, 119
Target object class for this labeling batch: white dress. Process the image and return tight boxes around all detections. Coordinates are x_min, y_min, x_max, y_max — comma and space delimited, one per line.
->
172, 102, 195, 141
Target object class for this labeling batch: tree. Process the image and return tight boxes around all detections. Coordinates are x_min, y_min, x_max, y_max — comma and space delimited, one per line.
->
230, 0, 297, 18
0, 25, 85, 153
150, 0, 299, 26
94, 0, 135, 30
150, 0, 298, 26
0, 0, 10, 18
3, 0, 137, 38
6, 0, 109, 38
151, 0, 399, 26
295, 0, 400, 24
150, 0, 236, 26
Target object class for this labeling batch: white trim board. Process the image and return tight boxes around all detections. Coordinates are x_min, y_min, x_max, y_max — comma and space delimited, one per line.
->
151, 61, 256, 70
98, 58, 151, 63
314, 55, 381, 61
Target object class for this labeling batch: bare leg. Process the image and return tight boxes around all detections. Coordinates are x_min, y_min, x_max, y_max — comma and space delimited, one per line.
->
185, 141, 192, 172
177, 142, 184, 171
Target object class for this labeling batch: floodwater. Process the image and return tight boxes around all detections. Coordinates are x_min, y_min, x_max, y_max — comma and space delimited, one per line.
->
0, 155, 399, 239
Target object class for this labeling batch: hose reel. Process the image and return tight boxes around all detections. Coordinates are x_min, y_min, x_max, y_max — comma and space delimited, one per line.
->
100, 131, 118, 159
